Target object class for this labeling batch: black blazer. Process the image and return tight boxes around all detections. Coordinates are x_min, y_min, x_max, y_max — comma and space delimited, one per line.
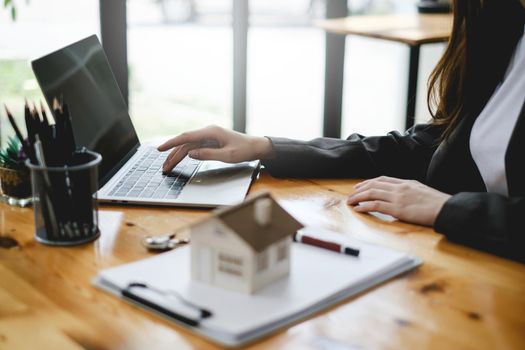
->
262, 99, 525, 263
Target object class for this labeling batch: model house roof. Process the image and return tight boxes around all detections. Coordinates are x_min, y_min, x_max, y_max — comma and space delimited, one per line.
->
213, 191, 303, 252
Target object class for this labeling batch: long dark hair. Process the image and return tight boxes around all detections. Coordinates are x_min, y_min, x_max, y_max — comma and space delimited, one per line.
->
428, 0, 525, 140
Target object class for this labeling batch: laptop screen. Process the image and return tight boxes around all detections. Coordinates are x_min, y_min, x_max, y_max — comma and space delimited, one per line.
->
31, 35, 140, 187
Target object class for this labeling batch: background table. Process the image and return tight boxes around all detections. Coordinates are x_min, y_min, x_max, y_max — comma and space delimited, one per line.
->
1, 172, 524, 349
317, 14, 453, 137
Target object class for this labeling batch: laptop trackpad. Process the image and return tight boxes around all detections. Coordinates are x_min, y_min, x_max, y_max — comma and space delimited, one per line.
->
195, 161, 256, 178
177, 160, 259, 206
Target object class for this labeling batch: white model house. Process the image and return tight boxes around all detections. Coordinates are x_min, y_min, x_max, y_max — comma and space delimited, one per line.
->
190, 191, 303, 294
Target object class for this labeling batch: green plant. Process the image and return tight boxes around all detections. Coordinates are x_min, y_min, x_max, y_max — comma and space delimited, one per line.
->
3, 0, 17, 20
0, 137, 27, 170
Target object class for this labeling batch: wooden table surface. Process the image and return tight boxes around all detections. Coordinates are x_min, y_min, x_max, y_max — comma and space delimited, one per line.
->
1, 172, 525, 350
315, 14, 453, 45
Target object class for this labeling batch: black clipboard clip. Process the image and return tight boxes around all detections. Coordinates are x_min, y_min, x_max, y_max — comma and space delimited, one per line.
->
122, 282, 213, 327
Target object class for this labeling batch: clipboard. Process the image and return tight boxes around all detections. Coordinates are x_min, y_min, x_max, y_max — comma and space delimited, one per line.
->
93, 227, 421, 347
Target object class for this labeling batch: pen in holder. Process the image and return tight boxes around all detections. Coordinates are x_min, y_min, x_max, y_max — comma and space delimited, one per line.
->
26, 149, 102, 246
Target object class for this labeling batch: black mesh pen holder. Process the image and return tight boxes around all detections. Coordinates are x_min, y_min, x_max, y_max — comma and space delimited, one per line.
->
26, 149, 102, 246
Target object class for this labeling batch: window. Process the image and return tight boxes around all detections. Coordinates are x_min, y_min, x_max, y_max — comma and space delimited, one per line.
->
277, 241, 288, 262
2, 0, 443, 149
214, 227, 226, 237
127, 0, 326, 141
218, 251, 243, 277
0, 0, 99, 146
246, 0, 324, 140
127, 0, 233, 141
256, 249, 269, 272
113, 0, 439, 143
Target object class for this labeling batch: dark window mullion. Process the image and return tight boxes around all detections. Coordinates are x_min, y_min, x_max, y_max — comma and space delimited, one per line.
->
233, 0, 249, 132
99, 0, 129, 107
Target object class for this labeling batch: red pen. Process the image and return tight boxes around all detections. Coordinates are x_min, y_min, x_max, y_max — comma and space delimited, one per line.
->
293, 232, 360, 257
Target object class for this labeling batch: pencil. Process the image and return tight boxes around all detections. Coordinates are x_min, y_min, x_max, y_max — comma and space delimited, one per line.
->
52, 97, 62, 115
5, 105, 25, 143
24, 101, 36, 146
40, 101, 50, 126
35, 137, 60, 240
4, 104, 34, 162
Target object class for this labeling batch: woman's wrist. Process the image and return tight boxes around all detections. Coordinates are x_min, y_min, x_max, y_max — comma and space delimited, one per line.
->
252, 136, 275, 160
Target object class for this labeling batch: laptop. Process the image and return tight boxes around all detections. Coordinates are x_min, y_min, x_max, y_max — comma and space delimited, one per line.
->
31, 35, 259, 208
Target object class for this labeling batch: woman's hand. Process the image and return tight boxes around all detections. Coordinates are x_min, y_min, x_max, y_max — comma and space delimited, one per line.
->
346, 176, 451, 226
158, 125, 274, 173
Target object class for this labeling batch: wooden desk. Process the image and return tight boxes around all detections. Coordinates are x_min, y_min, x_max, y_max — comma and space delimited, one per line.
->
317, 14, 453, 136
1, 173, 524, 349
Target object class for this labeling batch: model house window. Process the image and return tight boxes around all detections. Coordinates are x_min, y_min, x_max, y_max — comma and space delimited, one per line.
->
277, 241, 288, 262
218, 252, 243, 277
257, 250, 269, 273
214, 227, 226, 236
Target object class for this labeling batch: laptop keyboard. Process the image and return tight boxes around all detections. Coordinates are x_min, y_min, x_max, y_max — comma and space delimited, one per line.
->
108, 147, 201, 199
